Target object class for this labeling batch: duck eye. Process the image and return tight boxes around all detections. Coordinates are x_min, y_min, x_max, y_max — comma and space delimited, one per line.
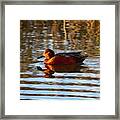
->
47, 52, 51, 55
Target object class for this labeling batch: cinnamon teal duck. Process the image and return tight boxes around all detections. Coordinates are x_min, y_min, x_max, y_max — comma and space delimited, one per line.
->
42, 48, 87, 65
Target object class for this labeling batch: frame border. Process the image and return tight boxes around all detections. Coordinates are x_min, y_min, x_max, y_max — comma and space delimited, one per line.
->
0, 0, 119, 119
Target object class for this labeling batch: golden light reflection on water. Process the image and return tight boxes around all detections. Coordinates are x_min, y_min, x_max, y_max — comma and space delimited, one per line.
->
20, 20, 100, 100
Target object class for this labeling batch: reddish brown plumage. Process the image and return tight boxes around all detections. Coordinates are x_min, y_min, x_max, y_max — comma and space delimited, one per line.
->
43, 49, 87, 65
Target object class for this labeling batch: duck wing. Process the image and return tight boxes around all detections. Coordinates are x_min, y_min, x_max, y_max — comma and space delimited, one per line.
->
56, 52, 81, 57
56, 51, 87, 64
56, 51, 87, 58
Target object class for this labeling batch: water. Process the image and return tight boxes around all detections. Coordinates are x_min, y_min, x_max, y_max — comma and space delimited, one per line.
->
20, 20, 100, 100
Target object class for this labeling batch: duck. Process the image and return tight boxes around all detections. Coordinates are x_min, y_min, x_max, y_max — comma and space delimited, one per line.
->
42, 48, 87, 65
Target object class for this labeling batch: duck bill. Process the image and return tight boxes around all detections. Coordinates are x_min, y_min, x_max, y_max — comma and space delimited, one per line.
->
37, 55, 45, 59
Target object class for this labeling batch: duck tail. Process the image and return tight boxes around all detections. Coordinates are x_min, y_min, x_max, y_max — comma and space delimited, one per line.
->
77, 52, 88, 63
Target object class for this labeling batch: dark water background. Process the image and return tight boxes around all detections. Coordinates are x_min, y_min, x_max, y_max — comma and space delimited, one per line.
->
20, 20, 100, 100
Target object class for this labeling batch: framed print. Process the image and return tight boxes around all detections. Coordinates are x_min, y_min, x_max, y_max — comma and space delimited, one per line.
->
0, 0, 120, 119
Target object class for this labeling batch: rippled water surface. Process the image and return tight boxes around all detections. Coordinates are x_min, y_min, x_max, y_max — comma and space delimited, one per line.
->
20, 20, 100, 100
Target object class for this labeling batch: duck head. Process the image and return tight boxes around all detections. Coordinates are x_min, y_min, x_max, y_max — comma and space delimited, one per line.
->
43, 49, 55, 59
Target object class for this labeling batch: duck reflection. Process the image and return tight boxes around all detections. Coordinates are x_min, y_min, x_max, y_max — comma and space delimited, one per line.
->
37, 64, 87, 78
